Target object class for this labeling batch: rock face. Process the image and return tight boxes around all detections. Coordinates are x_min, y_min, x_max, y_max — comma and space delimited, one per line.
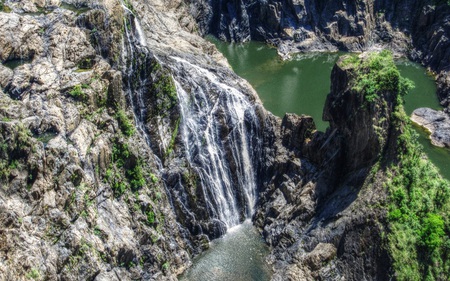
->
0, 0, 265, 280
189, 0, 450, 106
412, 107, 450, 147
254, 53, 405, 280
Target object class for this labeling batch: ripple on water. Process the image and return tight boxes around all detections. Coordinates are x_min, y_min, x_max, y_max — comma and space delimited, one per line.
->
180, 220, 272, 281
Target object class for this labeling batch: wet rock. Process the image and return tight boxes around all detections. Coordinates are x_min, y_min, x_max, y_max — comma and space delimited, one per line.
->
411, 107, 450, 148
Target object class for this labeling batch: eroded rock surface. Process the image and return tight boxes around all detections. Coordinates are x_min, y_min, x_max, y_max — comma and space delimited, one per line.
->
0, 0, 251, 280
254, 53, 402, 280
412, 107, 450, 147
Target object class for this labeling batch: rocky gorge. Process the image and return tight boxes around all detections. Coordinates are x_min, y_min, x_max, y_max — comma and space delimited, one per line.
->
188, 0, 450, 137
0, 1, 450, 281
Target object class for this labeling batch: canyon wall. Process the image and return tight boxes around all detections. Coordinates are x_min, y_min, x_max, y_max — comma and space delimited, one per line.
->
188, 0, 450, 107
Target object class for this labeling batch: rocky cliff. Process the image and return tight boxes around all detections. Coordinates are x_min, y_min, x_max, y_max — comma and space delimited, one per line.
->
0, 0, 267, 279
188, 0, 450, 107
255, 51, 450, 280
1, 0, 450, 281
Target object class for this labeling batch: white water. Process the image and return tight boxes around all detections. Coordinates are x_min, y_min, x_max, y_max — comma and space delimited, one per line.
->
118, 2, 260, 231
172, 57, 259, 229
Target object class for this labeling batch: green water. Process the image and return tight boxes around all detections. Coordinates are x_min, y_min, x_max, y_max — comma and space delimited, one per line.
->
211, 38, 450, 179
212, 38, 337, 131
180, 220, 272, 281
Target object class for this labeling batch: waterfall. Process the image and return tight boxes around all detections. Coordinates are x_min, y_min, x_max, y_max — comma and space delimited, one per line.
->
171, 57, 260, 229
118, 2, 261, 234
120, 5, 154, 150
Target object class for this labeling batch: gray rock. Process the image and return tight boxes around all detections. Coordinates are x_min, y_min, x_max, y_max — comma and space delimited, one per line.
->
411, 107, 450, 148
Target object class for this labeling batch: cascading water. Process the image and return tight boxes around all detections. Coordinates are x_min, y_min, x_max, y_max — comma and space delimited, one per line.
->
170, 57, 260, 230
118, 2, 262, 235
120, 6, 153, 148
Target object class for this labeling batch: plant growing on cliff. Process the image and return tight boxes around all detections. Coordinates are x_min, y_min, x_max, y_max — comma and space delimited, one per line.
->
108, 140, 147, 195
148, 61, 178, 117
342, 51, 450, 280
25, 268, 40, 280
116, 109, 135, 136
0, 1, 11, 12
69, 85, 86, 101
382, 77, 450, 280
350, 51, 414, 103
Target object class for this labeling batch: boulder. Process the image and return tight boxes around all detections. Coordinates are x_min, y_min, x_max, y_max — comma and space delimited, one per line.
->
411, 107, 450, 148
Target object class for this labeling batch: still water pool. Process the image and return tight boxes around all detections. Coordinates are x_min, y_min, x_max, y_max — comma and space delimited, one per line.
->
211, 38, 450, 179
179, 220, 272, 281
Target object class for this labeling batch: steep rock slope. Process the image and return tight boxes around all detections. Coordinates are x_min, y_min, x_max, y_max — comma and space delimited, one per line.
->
255, 52, 450, 280
0, 1, 190, 280
0, 0, 266, 280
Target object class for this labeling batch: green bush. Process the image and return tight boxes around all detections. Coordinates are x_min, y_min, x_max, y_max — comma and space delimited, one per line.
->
385, 96, 450, 281
419, 213, 445, 250
146, 210, 155, 224
69, 85, 86, 101
127, 164, 145, 190
116, 109, 135, 137
350, 51, 414, 103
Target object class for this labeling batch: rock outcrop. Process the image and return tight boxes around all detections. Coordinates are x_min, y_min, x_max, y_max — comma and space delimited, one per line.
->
254, 52, 413, 280
411, 107, 450, 147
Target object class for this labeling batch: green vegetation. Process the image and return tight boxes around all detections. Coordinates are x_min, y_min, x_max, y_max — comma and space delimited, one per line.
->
368, 51, 450, 280
344, 51, 414, 103
0, 123, 33, 182
123, 0, 135, 13
69, 85, 86, 101
77, 57, 95, 70
165, 118, 180, 156
25, 268, 40, 280
149, 61, 178, 117
106, 140, 146, 196
162, 262, 170, 271
127, 163, 145, 190
0, 1, 11, 12
385, 119, 450, 281
116, 109, 135, 136
146, 209, 155, 224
